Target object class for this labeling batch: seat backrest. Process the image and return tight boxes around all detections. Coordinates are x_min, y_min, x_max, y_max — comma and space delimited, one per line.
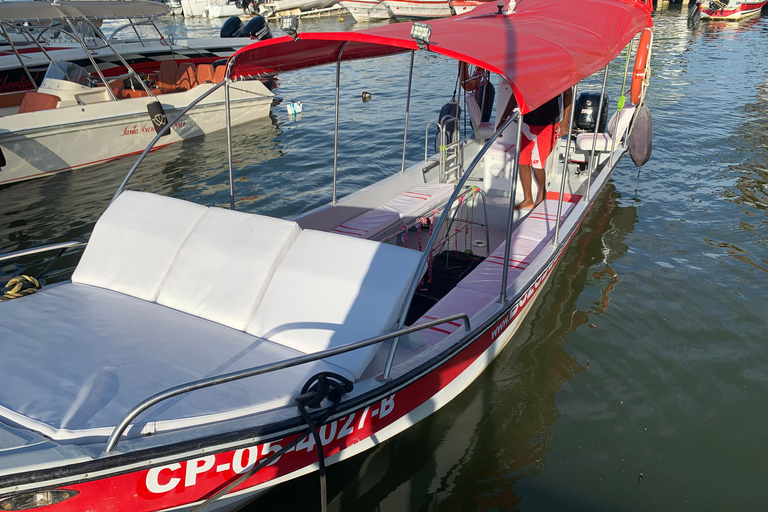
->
607, 105, 636, 141
213, 64, 227, 83
72, 191, 208, 302
177, 62, 198, 91
18, 92, 59, 114
196, 63, 214, 84
156, 207, 300, 331
156, 60, 179, 91
246, 230, 422, 379
466, 93, 483, 133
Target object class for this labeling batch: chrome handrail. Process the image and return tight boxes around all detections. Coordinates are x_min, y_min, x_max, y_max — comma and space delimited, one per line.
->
0, 241, 86, 264
103, 313, 470, 454
382, 113, 520, 380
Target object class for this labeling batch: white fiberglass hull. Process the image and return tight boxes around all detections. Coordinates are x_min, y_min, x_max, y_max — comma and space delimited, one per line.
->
382, 0, 452, 19
0, 82, 272, 186
699, 0, 766, 19
339, 0, 394, 20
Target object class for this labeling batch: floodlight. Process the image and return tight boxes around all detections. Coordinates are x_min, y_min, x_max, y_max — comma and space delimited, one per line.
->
410, 22, 432, 50
280, 15, 299, 40
497, 0, 504, 13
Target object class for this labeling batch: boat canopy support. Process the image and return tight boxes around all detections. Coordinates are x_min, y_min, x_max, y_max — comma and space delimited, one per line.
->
400, 51, 415, 174
586, 66, 610, 203
332, 42, 349, 205
103, 312, 471, 454
500, 111, 524, 303
554, 83, 578, 246
225, 57, 237, 210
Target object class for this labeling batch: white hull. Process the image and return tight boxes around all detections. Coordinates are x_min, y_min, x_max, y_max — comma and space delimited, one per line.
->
0, 82, 272, 185
382, 0, 451, 19
206, 1, 249, 17
258, 0, 338, 16
339, 0, 394, 20
699, 0, 766, 18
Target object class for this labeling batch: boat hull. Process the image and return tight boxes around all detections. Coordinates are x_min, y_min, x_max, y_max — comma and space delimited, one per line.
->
0, 82, 272, 186
382, 0, 452, 19
340, 0, 394, 21
699, 0, 766, 19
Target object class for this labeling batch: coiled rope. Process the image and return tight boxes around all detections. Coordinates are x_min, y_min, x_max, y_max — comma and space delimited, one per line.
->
0, 276, 42, 302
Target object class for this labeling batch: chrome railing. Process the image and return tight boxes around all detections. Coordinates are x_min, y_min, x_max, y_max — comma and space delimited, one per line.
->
103, 313, 470, 454
0, 241, 86, 264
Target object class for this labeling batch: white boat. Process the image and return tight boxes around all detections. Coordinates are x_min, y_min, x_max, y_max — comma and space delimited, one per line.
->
0, 1, 259, 102
339, 0, 394, 21
448, 0, 491, 14
698, 0, 766, 19
181, 0, 258, 18
257, 0, 339, 17
382, 0, 451, 19
0, 0, 653, 510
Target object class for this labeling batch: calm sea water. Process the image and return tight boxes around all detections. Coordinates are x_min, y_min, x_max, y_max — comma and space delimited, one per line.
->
1, 8, 767, 511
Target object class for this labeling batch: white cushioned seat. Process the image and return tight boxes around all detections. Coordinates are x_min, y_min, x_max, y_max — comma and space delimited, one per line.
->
246, 230, 422, 378
413, 287, 495, 346
157, 207, 300, 330
466, 93, 496, 139
72, 191, 207, 301
0, 284, 352, 441
575, 105, 636, 153
512, 199, 576, 242
331, 184, 454, 240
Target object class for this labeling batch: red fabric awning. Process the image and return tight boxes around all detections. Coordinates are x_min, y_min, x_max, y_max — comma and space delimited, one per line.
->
230, 0, 652, 113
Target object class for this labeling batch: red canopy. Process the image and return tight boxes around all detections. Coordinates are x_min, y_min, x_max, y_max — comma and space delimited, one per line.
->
230, 0, 652, 113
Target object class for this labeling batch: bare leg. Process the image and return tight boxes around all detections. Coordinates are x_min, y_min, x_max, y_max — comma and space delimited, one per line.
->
515, 164, 535, 210
533, 167, 546, 206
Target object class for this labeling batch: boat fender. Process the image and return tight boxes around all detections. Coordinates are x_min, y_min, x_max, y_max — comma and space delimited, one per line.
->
435, 100, 461, 154
630, 28, 652, 105
220, 17, 244, 38
627, 103, 652, 167
147, 101, 169, 137
242, 16, 272, 41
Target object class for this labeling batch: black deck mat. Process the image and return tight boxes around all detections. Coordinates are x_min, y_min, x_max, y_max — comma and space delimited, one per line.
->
405, 250, 485, 326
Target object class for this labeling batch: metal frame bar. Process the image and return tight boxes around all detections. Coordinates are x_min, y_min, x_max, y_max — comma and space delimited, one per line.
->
500, 111, 523, 303
382, 112, 520, 380
111, 80, 228, 203
586, 66, 609, 203
104, 312, 470, 454
331, 42, 349, 205
225, 57, 237, 210
0, 241, 86, 264
0, 24, 39, 91
400, 51, 415, 174
553, 84, 578, 246
19, 26, 53, 62
63, 18, 118, 102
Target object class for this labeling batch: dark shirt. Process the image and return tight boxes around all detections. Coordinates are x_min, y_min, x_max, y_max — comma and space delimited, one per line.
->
524, 96, 561, 127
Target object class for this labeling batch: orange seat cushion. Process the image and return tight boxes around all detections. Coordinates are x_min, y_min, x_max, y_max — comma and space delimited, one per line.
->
18, 92, 60, 114
157, 61, 179, 93
197, 63, 214, 84
116, 88, 150, 99
177, 63, 198, 91
213, 64, 227, 83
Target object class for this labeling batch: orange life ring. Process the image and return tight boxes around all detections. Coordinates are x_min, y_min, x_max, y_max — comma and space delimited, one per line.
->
630, 28, 652, 105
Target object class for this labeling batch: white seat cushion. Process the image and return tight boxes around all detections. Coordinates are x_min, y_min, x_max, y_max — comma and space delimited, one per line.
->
575, 105, 636, 153
513, 199, 576, 242
576, 132, 612, 152
246, 229, 422, 378
0, 283, 352, 440
72, 191, 208, 302
157, 207, 301, 330
414, 287, 495, 346
331, 184, 454, 240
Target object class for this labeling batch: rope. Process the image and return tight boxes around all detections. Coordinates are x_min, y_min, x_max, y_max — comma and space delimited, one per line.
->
617, 44, 632, 112
191, 372, 353, 512
0, 276, 41, 302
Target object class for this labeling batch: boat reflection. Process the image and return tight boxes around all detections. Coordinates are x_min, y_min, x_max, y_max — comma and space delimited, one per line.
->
251, 182, 639, 511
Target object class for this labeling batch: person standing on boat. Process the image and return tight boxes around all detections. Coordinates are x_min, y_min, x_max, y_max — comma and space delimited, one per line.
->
498, 90, 573, 210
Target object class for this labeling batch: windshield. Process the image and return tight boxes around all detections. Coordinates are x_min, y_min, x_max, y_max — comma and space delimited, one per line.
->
43, 61, 92, 87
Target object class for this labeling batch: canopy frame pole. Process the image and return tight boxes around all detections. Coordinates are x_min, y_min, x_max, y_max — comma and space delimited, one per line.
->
82, 17, 162, 101
500, 110, 523, 304
63, 18, 119, 102
20, 26, 53, 62
586, 66, 609, 203
332, 42, 349, 205
400, 51, 415, 174
553, 84, 578, 246
0, 24, 40, 92
225, 57, 236, 210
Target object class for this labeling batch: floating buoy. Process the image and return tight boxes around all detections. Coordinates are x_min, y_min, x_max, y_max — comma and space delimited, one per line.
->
286, 101, 303, 115
361, 91, 371, 102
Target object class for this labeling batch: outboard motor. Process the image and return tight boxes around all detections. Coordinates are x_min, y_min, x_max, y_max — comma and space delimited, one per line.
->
220, 16, 244, 38
574, 92, 608, 133
242, 16, 271, 40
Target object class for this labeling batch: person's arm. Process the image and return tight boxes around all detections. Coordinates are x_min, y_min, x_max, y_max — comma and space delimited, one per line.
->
497, 93, 518, 128
557, 88, 573, 137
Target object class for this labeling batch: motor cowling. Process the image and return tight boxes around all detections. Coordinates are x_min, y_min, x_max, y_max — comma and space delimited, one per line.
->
242, 16, 271, 40
574, 91, 608, 133
220, 16, 244, 38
